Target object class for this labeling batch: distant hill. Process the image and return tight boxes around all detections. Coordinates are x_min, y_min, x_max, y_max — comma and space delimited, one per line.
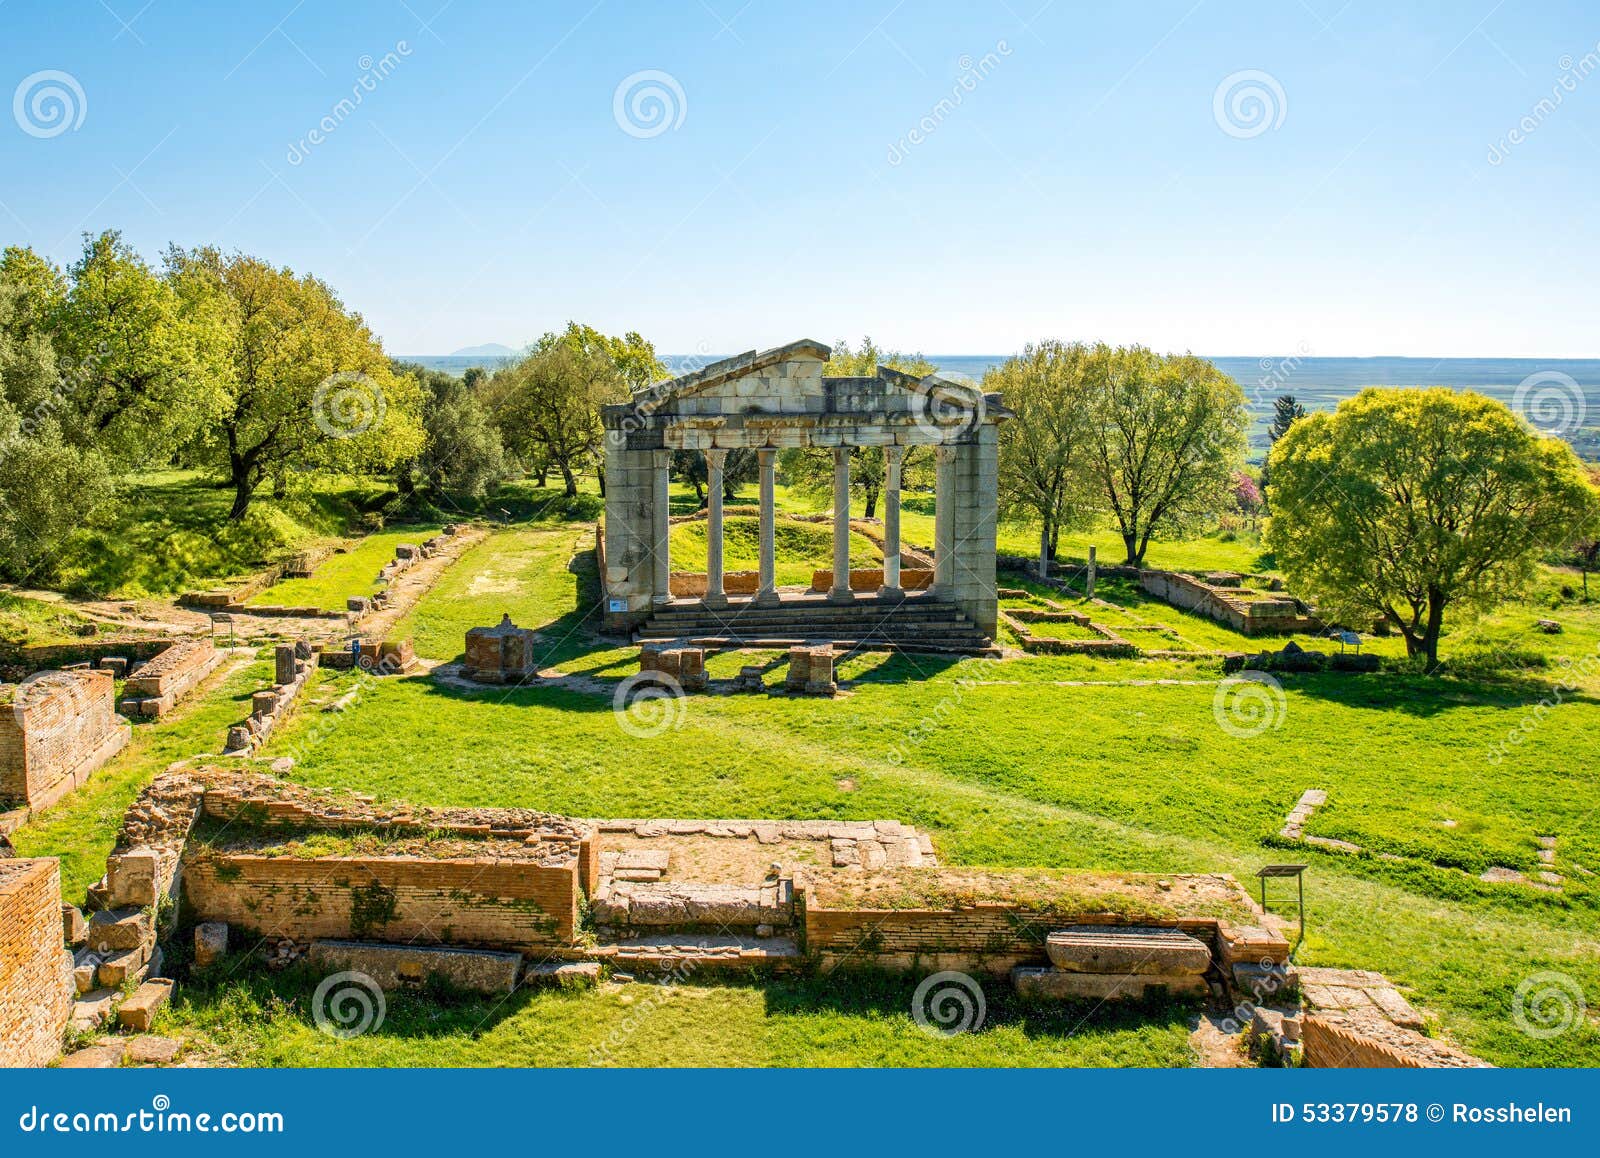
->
450, 342, 521, 358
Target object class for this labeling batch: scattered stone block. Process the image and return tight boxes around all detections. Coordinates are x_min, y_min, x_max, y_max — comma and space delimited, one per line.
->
87, 907, 152, 953
616, 849, 670, 873
59, 1042, 125, 1069
1536, 619, 1562, 634
62, 903, 87, 947
106, 847, 160, 908
347, 596, 371, 613
118, 978, 174, 1031
785, 646, 836, 695
525, 961, 601, 989
72, 989, 120, 1031
274, 644, 297, 685
125, 1035, 182, 1066
194, 921, 229, 968
99, 657, 129, 678
1045, 926, 1211, 975
97, 946, 147, 988
72, 955, 98, 995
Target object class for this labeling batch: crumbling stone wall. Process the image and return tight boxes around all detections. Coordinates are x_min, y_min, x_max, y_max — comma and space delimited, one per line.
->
0, 669, 130, 814
0, 858, 73, 1068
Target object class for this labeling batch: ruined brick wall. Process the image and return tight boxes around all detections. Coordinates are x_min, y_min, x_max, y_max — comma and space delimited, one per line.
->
0, 859, 73, 1068
803, 901, 1224, 977
182, 854, 581, 950
0, 669, 128, 811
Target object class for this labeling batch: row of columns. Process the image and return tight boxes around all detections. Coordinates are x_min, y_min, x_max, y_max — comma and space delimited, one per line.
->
654, 445, 953, 606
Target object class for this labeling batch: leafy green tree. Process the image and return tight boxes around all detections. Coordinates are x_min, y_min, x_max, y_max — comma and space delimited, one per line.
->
1266, 388, 1600, 667
0, 270, 112, 581
49, 232, 227, 464
992, 341, 1100, 578
166, 248, 425, 520
779, 338, 936, 518
1260, 393, 1308, 507
391, 361, 505, 499
1083, 346, 1249, 566
486, 340, 624, 497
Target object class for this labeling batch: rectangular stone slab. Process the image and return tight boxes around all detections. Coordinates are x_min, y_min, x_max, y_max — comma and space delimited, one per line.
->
1013, 967, 1209, 1001
1045, 926, 1212, 976
306, 940, 521, 995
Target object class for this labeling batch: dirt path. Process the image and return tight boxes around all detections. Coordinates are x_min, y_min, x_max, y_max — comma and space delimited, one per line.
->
357, 526, 490, 640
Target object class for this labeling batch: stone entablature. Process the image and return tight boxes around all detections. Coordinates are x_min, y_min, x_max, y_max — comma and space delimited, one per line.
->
601, 339, 1005, 637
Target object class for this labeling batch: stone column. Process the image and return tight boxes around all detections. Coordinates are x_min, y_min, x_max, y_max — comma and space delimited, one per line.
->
756, 449, 779, 606
829, 447, 854, 602
651, 450, 672, 604
932, 444, 957, 595
703, 449, 728, 608
881, 445, 904, 599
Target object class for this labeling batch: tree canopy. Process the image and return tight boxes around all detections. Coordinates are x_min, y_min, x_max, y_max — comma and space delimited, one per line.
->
1266, 387, 1600, 667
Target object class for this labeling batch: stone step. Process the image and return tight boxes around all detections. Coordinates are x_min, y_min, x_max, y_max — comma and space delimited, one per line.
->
597, 933, 803, 973
1044, 926, 1213, 976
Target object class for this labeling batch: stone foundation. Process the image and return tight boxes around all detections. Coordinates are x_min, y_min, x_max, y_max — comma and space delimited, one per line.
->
0, 858, 73, 1067
464, 614, 539, 683
120, 638, 225, 718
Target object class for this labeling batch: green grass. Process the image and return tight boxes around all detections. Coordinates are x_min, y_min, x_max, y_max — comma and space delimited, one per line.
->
48, 470, 392, 598
248, 526, 443, 611
669, 515, 882, 586
18, 513, 1600, 1069
0, 590, 101, 649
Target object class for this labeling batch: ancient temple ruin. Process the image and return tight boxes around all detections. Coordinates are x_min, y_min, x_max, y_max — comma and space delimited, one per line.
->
600, 339, 1007, 649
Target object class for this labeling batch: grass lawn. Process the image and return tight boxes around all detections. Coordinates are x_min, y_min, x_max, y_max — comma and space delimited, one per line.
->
248, 526, 443, 611
669, 515, 882, 586
47, 470, 391, 598
17, 515, 1600, 1069
0, 590, 101, 649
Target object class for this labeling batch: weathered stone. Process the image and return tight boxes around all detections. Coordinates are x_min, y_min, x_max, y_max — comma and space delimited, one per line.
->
59, 1042, 125, 1068
616, 849, 670, 872
125, 1035, 182, 1065
1045, 926, 1211, 975
1013, 966, 1208, 1001
72, 988, 120, 1030
194, 921, 229, 969
97, 946, 147, 988
118, 978, 175, 1031
306, 940, 521, 995
87, 907, 152, 953
107, 847, 160, 908
61, 903, 87, 947
524, 961, 601, 989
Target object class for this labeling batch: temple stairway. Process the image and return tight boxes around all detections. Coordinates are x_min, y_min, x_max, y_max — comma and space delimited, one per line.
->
634, 591, 994, 655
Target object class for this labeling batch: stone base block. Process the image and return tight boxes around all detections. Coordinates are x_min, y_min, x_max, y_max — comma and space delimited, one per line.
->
1012, 967, 1208, 1002
305, 940, 521, 995
119, 978, 174, 1031
1045, 926, 1212, 975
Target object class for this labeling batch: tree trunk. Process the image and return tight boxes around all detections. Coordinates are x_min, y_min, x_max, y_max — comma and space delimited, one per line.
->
1038, 519, 1052, 580
560, 462, 578, 499
1422, 591, 1446, 672
229, 473, 256, 522
1122, 531, 1142, 567
535, 463, 548, 487
863, 489, 877, 519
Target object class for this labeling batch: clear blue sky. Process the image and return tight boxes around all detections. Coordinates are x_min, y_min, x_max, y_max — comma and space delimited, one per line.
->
2, 0, 1597, 357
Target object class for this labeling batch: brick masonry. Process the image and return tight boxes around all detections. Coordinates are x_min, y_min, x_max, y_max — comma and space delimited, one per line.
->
0, 858, 73, 1068
0, 668, 130, 816
120, 638, 226, 718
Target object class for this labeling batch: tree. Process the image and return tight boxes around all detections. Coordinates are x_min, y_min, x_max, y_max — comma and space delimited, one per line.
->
1083, 346, 1249, 566
1266, 388, 1600, 668
391, 361, 505, 499
166, 248, 425, 520
0, 269, 113, 581
671, 447, 757, 505
486, 340, 624, 497
780, 338, 936, 518
991, 341, 1099, 578
1261, 393, 1307, 506
49, 232, 227, 465
1233, 471, 1262, 516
